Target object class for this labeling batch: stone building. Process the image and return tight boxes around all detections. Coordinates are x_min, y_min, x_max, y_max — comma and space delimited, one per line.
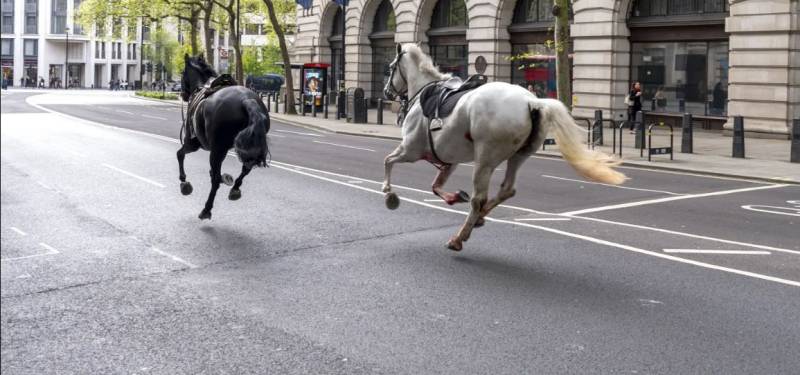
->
292, 0, 798, 137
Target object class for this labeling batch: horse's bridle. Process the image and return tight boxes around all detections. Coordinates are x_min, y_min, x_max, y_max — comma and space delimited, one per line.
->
385, 51, 407, 101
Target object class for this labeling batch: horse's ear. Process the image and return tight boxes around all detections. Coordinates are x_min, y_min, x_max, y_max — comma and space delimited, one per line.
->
396, 44, 402, 55
184, 53, 190, 61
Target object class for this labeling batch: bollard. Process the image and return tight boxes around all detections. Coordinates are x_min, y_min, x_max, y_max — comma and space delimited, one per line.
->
283, 94, 287, 114
337, 90, 346, 119
792, 118, 800, 163
266, 94, 271, 113
301, 95, 306, 116
377, 98, 384, 125
681, 113, 693, 153
312, 97, 317, 117
593, 110, 603, 146
324, 95, 329, 119
678, 99, 685, 113
634, 111, 645, 149
274, 91, 279, 112
733, 115, 745, 158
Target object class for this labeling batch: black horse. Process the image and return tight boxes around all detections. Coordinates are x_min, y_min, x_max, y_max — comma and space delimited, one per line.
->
178, 54, 270, 220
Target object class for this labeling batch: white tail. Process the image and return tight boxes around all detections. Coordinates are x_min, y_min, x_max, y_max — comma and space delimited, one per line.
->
536, 99, 627, 185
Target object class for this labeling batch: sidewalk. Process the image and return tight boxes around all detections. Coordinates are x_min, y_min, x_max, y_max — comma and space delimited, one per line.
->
128, 93, 798, 184
269, 103, 799, 184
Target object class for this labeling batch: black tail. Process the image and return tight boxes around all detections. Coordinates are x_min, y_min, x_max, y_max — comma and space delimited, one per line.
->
234, 99, 271, 168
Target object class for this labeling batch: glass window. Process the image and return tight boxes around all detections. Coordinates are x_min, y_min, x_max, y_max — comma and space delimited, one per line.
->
1, 38, 12, 56
513, 0, 554, 23
632, 0, 728, 17
631, 41, 728, 116
372, 0, 396, 33
24, 39, 37, 56
371, 45, 394, 100
431, 0, 468, 28
510, 44, 564, 99
73, 0, 83, 34
430, 44, 467, 79
25, 0, 37, 34
331, 8, 343, 37
52, 0, 67, 34
1, 0, 13, 34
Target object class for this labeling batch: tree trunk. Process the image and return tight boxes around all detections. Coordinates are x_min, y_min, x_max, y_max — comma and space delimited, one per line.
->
262, 0, 296, 114
202, 0, 214, 63
188, 7, 200, 55
553, 0, 571, 110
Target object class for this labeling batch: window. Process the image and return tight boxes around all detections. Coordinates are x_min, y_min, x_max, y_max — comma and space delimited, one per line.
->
244, 24, 260, 35
632, 0, 728, 17
1, 38, 12, 56
331, 8, 343, 37
430, 45, 468, 78
24, 0, 37, 34
431, 0, 468, 28
631, 41, 729, 116
95, 41, 99, 58
52, 0, 67, 34
1, 0, 13, 34
73, 0, 83, 34
101, 42, 106, 58
372, 0, 396, 33
23, 39, 37, 56
512, 0, 553, 23
132, 43, 136, 59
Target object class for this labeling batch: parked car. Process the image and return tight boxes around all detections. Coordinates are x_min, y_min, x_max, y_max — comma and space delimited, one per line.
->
170, 82, 182, 92
246, 74, 284, 93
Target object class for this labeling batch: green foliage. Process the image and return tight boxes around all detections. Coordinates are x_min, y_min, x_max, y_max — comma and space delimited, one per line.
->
136, 91, 178, 100
173, 43, 197, 76
241, 42, 283, 77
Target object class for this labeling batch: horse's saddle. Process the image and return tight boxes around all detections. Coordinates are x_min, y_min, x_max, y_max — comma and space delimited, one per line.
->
185, 74, 238, 148
419, 75, 487, 130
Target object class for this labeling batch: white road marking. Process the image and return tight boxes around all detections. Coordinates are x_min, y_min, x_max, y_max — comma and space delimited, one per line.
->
347, 180, 364, 184
115, 110, 134, 115
741, 204, 800, 217
265, 162, 800, 288
514, 218, 572, 221
542, 174, 683, 196
312, 141, 375, 152
274, 129, 323, 137
561, 184, 789, 216
1, 242, 60, 262
268, 134, 287, 138
102, 163, 165, 188
34, 106, 799, 286
142, 114, 167, 120
8, 227, 27, 236
423, 199, 442, 202
150, 247, 198, 269
663, 249, 771, 255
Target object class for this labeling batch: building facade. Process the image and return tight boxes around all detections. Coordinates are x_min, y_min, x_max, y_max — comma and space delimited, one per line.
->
1, 0, 230, 89
292, 0, 799, 137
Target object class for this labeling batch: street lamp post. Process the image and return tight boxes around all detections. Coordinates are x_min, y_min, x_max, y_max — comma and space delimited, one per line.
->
64, 27, 70, 90
139, 17, 145, 90
336, 2, 346, 119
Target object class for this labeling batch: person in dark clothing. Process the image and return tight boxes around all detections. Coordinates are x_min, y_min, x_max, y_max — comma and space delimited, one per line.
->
627, 81, 642, 131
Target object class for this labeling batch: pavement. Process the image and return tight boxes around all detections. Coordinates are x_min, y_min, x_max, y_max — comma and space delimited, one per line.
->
2, 89, 799, 374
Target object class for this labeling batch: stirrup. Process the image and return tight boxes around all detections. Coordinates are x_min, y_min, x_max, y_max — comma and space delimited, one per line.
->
431, 118, 443, 131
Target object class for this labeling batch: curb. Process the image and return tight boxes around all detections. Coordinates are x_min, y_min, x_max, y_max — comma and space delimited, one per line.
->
132, 94, 182, 106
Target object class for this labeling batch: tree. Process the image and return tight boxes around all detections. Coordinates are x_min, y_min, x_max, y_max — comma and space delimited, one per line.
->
262, 0, 296, 114
553, 0, 571, 109
212, 0, 244, 83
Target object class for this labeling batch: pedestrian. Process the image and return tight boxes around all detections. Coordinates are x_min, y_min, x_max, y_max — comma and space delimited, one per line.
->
39, 77, 45, 88
626, 81, 642, 132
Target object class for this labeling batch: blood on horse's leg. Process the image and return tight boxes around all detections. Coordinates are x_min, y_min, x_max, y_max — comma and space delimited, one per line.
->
480, 153, 528, 219
448, 164, 492, 251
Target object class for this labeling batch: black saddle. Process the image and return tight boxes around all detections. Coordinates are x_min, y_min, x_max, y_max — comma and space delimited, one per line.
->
419, 75, 486, 123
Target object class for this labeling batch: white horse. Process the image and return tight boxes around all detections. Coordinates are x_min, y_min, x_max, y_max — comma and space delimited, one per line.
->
382, 43, 626, 251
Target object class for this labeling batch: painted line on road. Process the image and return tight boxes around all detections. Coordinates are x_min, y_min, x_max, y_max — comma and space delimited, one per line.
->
102, 163, 165, 188
560, 184, 789, 216
115, 110, 134, 115
274, 129, 324, 137
663, 249, 771, 255
514, 218, 572, 222
268, 134, 287, 138
1, 242, 60, 262
150, 247, 198, 269
8, 227, 27, 236
542, 174, 683, 196
312, 141, 375, 152
741, 204, 800, 217
266, 162, 800, 288
142, 114, 167, 120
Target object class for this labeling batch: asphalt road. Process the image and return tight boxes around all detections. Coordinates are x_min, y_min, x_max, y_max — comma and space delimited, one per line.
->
2, 90, 798, 374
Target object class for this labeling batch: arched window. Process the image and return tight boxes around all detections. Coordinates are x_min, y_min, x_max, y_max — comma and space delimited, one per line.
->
371, 0, 396, 103
631, 0, 728, 17
431, 0, 467, 28
512, 0, 553, 24
329, 7, 344, 95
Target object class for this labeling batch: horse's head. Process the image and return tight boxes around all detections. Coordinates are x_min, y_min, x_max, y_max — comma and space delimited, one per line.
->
181, 54, 217, 101
384, 44, 447, 101
384, 44, 410, 101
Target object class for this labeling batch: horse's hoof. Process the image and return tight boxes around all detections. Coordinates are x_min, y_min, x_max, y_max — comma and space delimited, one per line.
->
446, 237, 463, 251
474, 217, 485, 228
456, 190, 471, 203
198, 209, 212, 220
180, 181, 193, 196
222, 173, 234, 186
229, 189, 241, 201
385, 192, 400, 210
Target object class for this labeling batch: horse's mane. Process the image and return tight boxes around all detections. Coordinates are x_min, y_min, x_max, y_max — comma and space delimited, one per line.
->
188, 56, 217, 79
402, 44, 450, 80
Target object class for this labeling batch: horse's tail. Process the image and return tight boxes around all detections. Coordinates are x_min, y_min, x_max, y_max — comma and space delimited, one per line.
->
234, 98, 271, 168
533, 98, 626, 185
